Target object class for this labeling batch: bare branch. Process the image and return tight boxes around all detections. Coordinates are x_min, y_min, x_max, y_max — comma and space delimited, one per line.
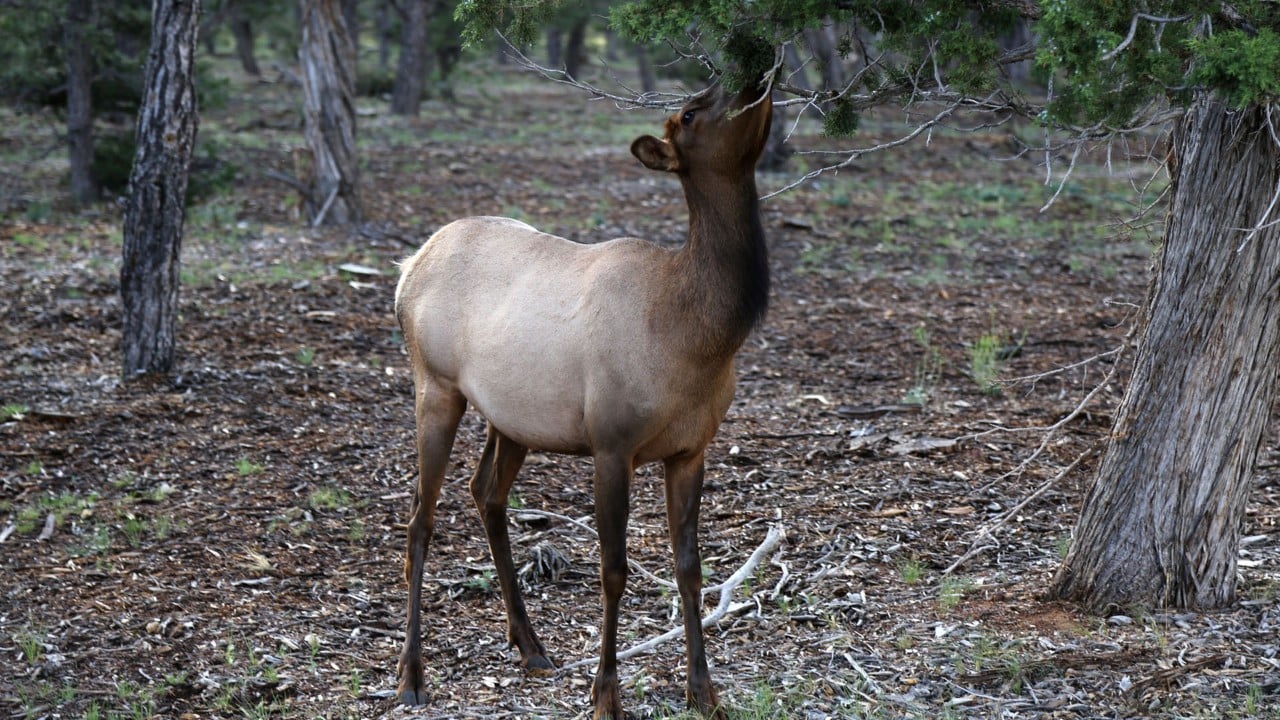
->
1100, 12, 1193, 62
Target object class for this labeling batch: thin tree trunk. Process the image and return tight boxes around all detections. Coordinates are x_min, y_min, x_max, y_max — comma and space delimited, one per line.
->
65, 0, 97, 206
633, 43, 655, 94
375, 0, 391, 70
390, 0, 429, 115
758, 100, 790, 172
546, 26, 562, 69
563, 17, 587, 80
121, 0, 201, 378
782, 42, 812, 93
803, 21, 843, 95
299, 0, 361, 224
1050, 95, 1280, 611
229, 1, 260, 76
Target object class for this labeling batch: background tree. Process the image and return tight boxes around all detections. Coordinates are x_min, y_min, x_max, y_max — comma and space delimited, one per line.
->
460, 0, 1280, 612
64, 0, 97, 204
120, 0, 201, 377
298, 0, 360, 224
1036, 5, 1280, 611
390, 0, 430, 114
0, 0, 152, 205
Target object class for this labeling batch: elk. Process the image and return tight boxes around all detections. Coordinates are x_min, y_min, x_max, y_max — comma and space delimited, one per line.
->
393, 75, 773, 720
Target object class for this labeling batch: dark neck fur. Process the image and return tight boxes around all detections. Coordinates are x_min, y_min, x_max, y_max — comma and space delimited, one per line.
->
673, 170, 769, 355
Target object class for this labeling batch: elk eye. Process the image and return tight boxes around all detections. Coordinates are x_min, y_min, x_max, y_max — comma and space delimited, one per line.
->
681, 109, 696, 125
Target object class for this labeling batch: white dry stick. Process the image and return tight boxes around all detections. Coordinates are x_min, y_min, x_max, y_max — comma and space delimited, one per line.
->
943, 450, 1092, 576
561, 524, 786, 670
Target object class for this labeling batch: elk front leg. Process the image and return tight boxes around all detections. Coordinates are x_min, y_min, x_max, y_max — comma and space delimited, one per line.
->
398, 383, 466, 705
590, 452, 633, 720
470, 424, 552, 672
663, 452, 724, 719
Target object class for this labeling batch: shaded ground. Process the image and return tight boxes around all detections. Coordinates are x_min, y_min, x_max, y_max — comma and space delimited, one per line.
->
3, 60, 1280, 719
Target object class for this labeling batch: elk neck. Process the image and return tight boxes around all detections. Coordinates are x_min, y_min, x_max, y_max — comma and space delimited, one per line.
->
663, 167, 769, 358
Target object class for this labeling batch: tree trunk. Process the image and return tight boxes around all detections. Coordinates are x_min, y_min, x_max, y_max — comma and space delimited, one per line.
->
229, 1, 260, 76
342, 0, 358, 46
375, 0, 391, 70
758, 101, 791, 172
65, 0, 97, 206
546, 26, 562, 69
1050, 95, 1280, 611
633, 43, 655, 94
563, 17, 587, 80
390, 0, 429, 115
120, 0, 201, 378
299, 0, 361, 224
782, 41, 812, 93
803, 21, 843, 95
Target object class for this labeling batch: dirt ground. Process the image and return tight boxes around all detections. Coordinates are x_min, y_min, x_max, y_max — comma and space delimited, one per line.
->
3, 59, 1280, 720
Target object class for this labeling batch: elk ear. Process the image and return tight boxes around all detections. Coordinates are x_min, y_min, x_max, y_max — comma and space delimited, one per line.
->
631, 135, 679, 172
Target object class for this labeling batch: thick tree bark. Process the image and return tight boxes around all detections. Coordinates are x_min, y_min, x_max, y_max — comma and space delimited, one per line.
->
299, 0, 361, 224
1050, 95, 1280, 611
390, 0, 429, 115
120, 0, 201, 378
65, 0, 97, 206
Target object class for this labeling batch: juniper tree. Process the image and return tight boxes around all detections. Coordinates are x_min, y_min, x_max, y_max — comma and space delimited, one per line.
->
458, 0, 1280, 612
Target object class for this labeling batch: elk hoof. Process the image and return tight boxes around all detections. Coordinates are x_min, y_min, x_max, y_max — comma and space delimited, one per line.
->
591, 680, 625, 720
396, 657, 428, 706
688, 681, 724, 719
523, 653, 555, 677
397, 686, 429, 706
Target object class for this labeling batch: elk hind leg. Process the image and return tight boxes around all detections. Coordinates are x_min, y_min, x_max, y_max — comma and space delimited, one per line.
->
470, 423, 553, 672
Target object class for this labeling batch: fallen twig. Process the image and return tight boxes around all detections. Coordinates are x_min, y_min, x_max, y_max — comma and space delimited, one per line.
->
561, 524, 786, 670
943, 450, 1092, 575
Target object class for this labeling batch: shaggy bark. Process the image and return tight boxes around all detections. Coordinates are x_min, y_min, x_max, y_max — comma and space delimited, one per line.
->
299, 0, 361, 224
120, 0, 201, 377
1050, 95, 1280, 610
65, 0, 97, 206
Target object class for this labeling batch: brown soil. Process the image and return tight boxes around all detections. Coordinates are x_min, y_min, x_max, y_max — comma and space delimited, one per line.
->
3, 62, 1279, 719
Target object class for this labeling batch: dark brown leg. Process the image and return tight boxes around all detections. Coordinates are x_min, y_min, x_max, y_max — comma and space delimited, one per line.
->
469, 424, 553, 672
591, 452, 633, 720
397, 381, 465, 706
663, 452, 724, 719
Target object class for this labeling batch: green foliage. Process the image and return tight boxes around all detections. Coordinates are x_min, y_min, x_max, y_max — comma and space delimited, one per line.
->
0, 0, 150, 110
1188, 28, 1280, 107
455, 0, 566, 47
823, 95, 859, 137
2, 403, 29, 421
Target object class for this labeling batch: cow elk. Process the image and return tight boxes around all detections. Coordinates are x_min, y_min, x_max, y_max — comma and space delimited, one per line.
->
394, 75, 774, 720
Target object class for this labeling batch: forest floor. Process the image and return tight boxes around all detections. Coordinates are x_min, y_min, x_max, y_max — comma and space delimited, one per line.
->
3, 57, 1280, 720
